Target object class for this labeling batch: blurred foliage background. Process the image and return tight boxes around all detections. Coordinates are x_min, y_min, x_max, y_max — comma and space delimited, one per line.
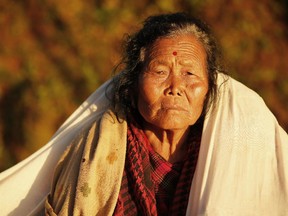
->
0, 0, 287, 171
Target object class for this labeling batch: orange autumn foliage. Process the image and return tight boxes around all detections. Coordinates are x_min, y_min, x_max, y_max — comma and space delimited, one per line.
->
0, 0, 287, 171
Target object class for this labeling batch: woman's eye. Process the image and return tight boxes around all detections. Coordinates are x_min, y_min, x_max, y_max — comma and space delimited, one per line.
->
154, 70, 168, 75
186, 71, 194, 76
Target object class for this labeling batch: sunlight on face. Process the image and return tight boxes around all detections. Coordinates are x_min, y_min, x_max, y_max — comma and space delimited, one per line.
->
137, 35, 209, 132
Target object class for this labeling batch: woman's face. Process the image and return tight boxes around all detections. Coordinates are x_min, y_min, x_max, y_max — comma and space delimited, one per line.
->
137, 35, 209, 131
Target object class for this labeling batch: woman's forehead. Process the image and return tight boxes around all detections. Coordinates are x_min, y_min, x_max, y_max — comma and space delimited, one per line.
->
145, 35, 207, 62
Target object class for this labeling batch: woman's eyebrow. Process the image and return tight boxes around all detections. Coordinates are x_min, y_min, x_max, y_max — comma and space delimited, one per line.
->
149, 59, 170, 66
179, 59, 194, 67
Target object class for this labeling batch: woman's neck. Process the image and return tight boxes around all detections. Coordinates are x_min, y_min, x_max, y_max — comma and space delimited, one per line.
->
143, 125, 190, 163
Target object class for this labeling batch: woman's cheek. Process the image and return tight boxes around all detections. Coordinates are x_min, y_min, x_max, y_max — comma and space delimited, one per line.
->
190, 82, 208, 98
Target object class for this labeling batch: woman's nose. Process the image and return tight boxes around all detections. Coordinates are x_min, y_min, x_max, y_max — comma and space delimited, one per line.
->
165, 74, 185, 96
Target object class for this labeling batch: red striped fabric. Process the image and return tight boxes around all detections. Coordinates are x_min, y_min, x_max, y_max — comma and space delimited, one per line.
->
113, 116, 202, 215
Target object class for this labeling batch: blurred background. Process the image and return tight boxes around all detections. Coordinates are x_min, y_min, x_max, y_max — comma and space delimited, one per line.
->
0, 0, 287, 171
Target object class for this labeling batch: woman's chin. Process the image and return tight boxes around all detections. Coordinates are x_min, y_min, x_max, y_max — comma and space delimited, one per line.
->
151, 118, 195, 131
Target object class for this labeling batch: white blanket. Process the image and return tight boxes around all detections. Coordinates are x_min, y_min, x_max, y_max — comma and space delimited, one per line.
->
187, 75, 288, 215
0, 81, 111, 216
0, 74, 287, 215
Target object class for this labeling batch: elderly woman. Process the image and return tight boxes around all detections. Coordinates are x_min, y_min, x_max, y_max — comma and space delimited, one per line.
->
1, 12, 287, 216
42, 12, 288, 215
45, 13, 215, 215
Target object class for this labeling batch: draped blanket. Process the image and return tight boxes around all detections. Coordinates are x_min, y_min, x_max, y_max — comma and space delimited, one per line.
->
187, 75, 288, 215
0, 73, 287, 216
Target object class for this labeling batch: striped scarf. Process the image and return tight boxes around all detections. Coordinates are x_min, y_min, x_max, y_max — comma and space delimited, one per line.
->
113, 117, 202, 215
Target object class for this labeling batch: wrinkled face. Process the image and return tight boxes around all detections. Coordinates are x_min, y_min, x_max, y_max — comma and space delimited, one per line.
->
137, 35, 209, 131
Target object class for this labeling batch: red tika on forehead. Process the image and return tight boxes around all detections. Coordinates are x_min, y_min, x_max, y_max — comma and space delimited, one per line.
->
172, 51, 177, 56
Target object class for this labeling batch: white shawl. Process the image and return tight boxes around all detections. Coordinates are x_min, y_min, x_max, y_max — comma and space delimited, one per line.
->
187, 75, 288, 215
0, 74, 287, 215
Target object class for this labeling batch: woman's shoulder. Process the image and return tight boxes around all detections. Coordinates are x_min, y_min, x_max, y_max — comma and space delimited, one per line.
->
217, 73, 274, 120
208, 73, 286, 148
